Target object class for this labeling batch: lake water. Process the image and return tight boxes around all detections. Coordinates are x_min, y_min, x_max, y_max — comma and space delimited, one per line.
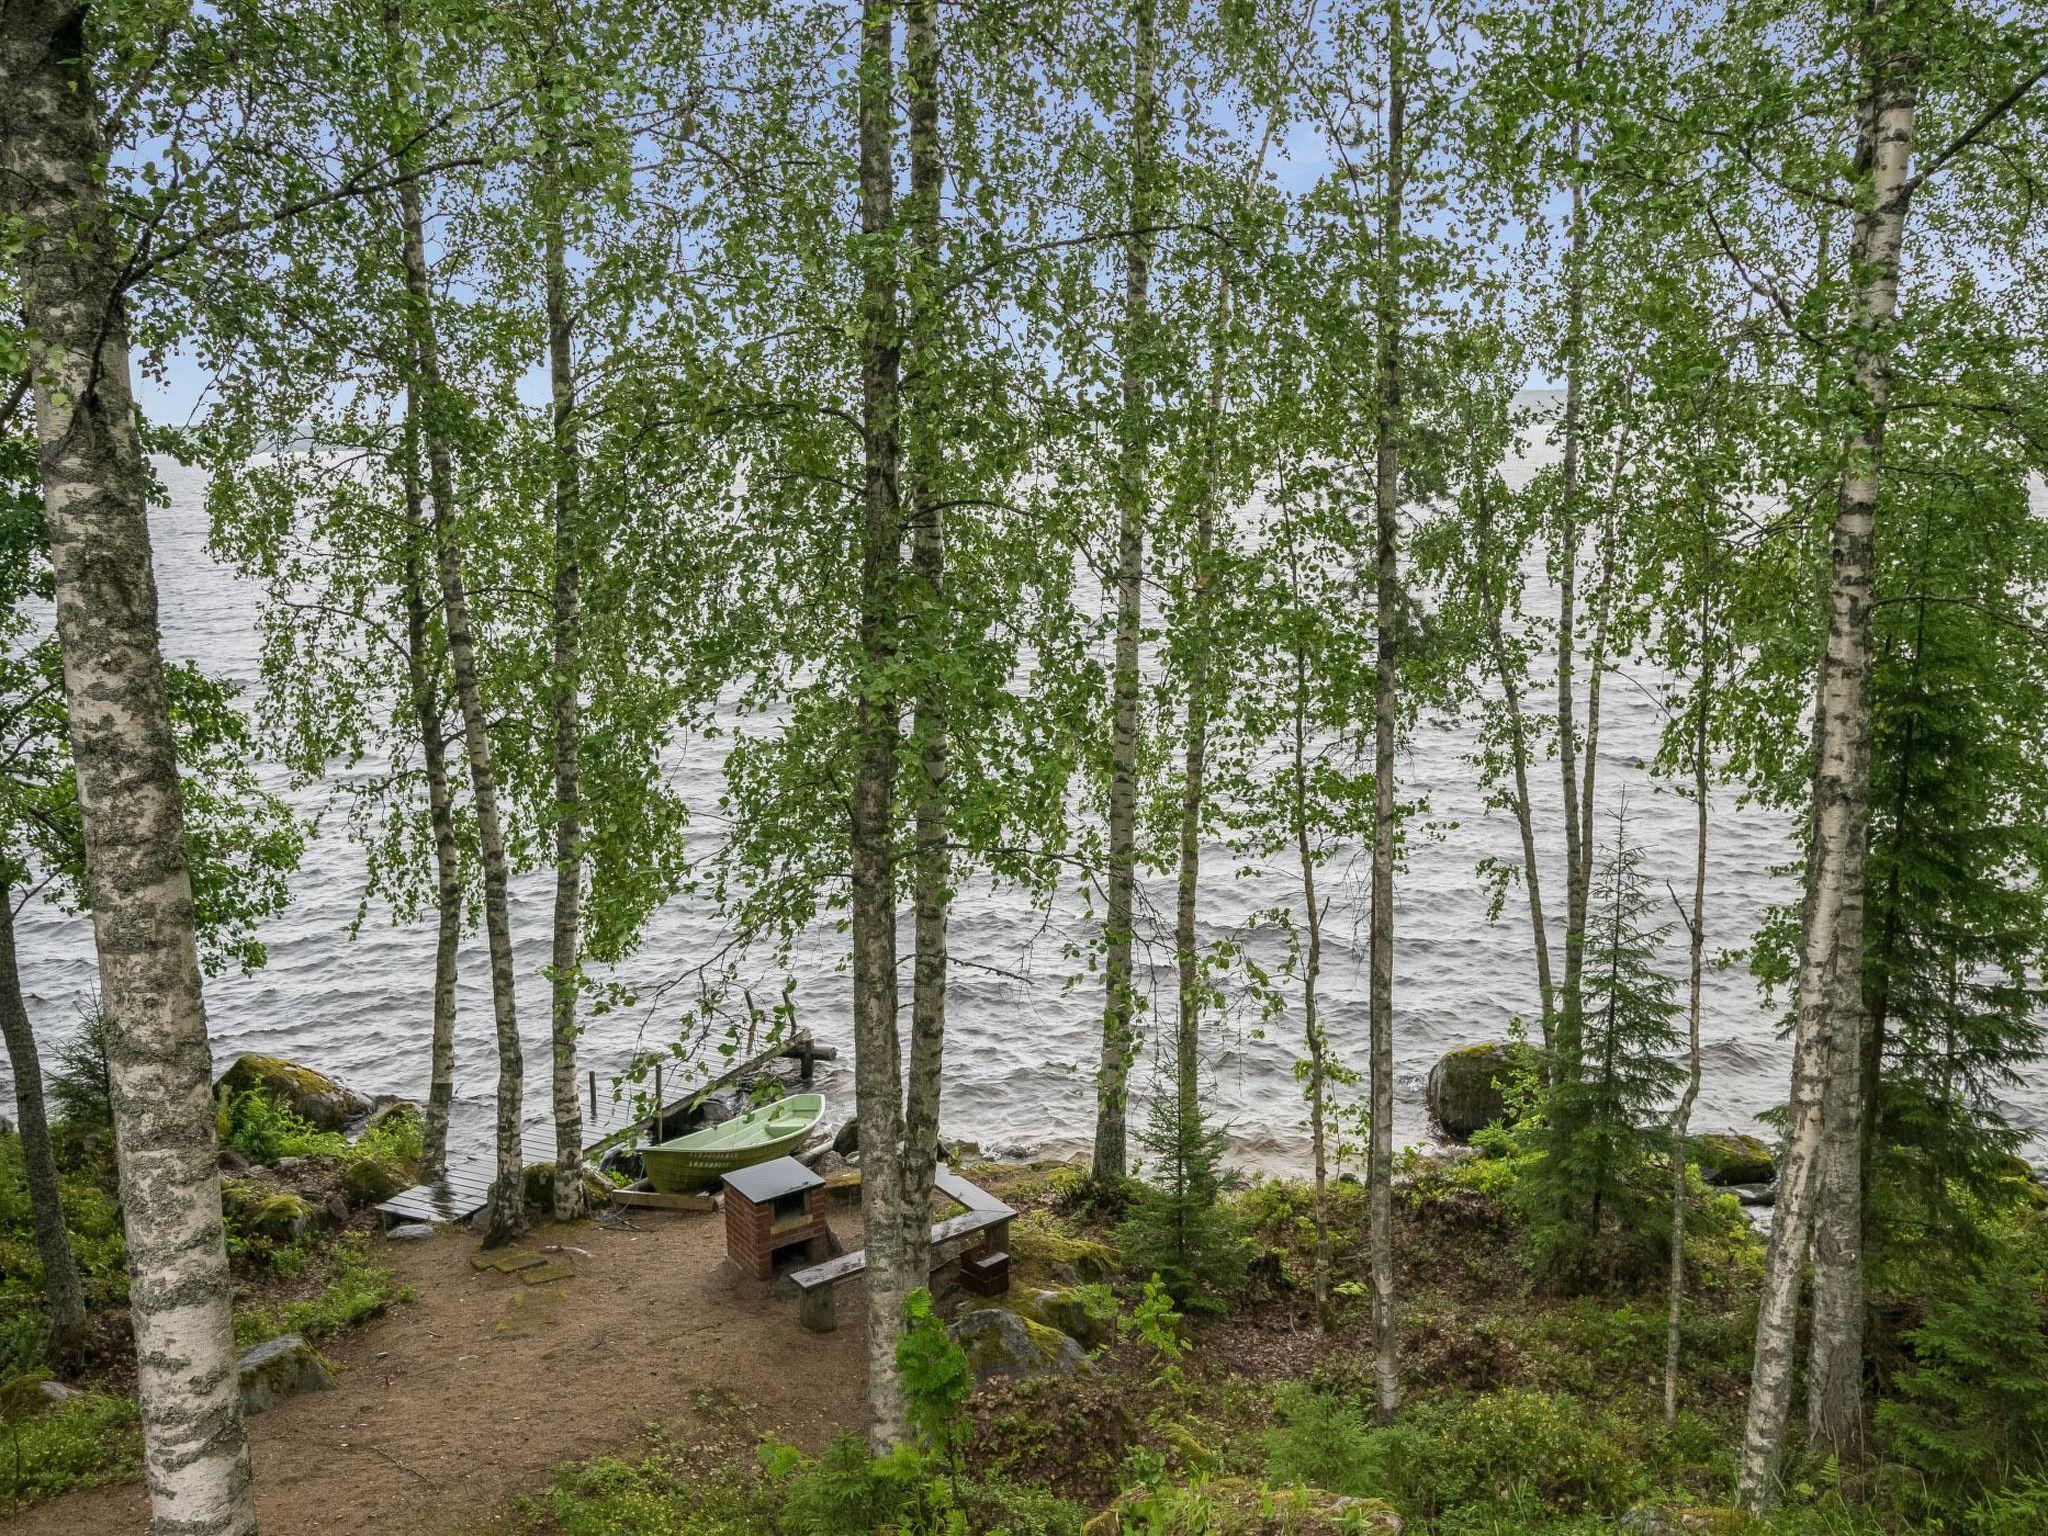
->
7, 399, 2043, 1172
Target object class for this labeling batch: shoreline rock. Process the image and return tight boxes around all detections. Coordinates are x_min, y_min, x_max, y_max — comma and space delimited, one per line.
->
1426, 1042, 1523, 1141
215, 1053, 370, 1133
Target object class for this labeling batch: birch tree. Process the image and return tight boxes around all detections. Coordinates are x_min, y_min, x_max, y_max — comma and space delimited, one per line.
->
2, 2, 256, 1524
1715, 0, 2048, 1501
1365, 0, 1408, 1421
386, 1, 528, 1248
1091, 0, 1161, 1187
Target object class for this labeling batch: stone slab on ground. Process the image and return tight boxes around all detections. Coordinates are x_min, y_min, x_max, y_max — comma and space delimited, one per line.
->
471, 1250, 547, 1273
386, 1223, 436, 1242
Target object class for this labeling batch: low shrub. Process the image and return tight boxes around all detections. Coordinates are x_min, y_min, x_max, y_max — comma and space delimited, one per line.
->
219, 1089, 348, 1164
1877, 1251, 2048, 1497
1266, 1382, 1378, 1498
0, 1387, 142, 1513
233, 1236, 414, 1347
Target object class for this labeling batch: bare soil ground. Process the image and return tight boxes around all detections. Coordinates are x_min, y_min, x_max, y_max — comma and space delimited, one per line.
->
8, 1204, 867, 1534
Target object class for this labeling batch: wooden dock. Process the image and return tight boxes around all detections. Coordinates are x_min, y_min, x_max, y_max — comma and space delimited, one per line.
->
374, 1031, 832, 1228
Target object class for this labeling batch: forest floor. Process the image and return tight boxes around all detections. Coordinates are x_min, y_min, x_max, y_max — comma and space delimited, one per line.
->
7, 1204, 867, 1535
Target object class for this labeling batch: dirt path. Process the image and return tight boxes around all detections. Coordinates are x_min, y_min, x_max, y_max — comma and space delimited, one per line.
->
11, 1208, 867, 1534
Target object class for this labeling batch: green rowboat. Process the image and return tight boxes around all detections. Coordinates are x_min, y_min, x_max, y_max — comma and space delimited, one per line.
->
641, 1093, 826, 1193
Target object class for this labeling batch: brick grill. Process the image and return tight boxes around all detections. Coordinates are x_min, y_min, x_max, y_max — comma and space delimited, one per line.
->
725, 1180, 828, 1280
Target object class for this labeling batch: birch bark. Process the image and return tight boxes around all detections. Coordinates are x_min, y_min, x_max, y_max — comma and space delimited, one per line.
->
389, 26, 527, 1246
2, 4, 258, 1524
1667, 605, 1710, 1428
900, 0, 950, 1251
850, 0, 912, 1448
1554, 148, 1588, 1079
1738, 40, 1915, 1507
1806, 50, 1919, 1476
1093, 0, 1160, 1186
1471, 429, 1554, 1038
540, 81, 588, 1222
1367, 0, 1407, 1423
0, 877, 86, 1339
399, 433, 462, 1187
1286, 575, 1331, 1329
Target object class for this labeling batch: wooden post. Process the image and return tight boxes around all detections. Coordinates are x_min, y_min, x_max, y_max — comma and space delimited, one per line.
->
653, 1061, 664, 1141
588, 1069, 597, 1123
799, 1283, 838, 1334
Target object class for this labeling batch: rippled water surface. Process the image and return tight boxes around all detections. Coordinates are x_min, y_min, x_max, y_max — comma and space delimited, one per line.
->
8, 404, 2044, 1170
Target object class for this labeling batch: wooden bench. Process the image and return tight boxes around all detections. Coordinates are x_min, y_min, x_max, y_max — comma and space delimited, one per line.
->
791, 1166, 1014, 1333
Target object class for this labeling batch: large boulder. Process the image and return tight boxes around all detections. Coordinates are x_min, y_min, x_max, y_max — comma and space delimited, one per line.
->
1688, 1132, 1775, 1187
341, 1155, 412, 1208
237, 1334, 335, 1415
949, 1305, 1087, 1386
1010, 1219, 1118, 1286
832, 1117, 861, 1157
362, 1099, 422, 1139
1032, 1285, 1117, 1351
1082, 1479, 1401, 1535
1619, 1506, 1748, 1536
222, 1181, 319, 1246
215, 1054, 369, 1133
1426, 1042, 1521, 1141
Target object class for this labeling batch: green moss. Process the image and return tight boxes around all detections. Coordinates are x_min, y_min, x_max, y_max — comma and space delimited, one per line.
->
220, 1054, 337, 1102
1160, 1421, 1220, 1472
1036, 1284, 1117, 1350
341, 1156, 409, 1207
1020, 1315, 1071, 1359
1687, 1132, 1775, 1185
228, 1190, 315, 1247
1085, 1478, 1399, 1534
1011, 1218, 1119, 1285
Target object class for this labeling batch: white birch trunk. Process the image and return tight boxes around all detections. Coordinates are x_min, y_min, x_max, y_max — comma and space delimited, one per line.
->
399, 433, 462, 1187
1737, 42, 1915, 1508
850, 0, 912, 1448
2, 5, 257, 1525
1367, 0, 1407, 1423
1093, 0, 1160, 1187
1667, 604, 1710, 1428
540, 79, 588, 1223
387, 17, 526, 1246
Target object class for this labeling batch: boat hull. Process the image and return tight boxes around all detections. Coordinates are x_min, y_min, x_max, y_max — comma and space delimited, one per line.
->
641, 1094, 825, 1193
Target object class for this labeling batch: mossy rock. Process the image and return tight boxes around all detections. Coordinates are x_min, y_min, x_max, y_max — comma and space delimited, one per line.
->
1159, 1421, 1220, 1473
949, 1305, 1087, 1385
1687, 1132, 1775, 1187
1620, 1506, 1750, 1536
521, 1162, 559, 1209
363, 1099, 421, 1135
237, 1334, 335, 1415
1034, 1284, 1117, 1350
341, 1155, 412, 1207
1010, 1219, 1119, 1286
1425, 1042, 1522, 1141
1082, 1478, 1401, 1535
215, 1054, 369, 1133
223, 1182, 317, 1245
